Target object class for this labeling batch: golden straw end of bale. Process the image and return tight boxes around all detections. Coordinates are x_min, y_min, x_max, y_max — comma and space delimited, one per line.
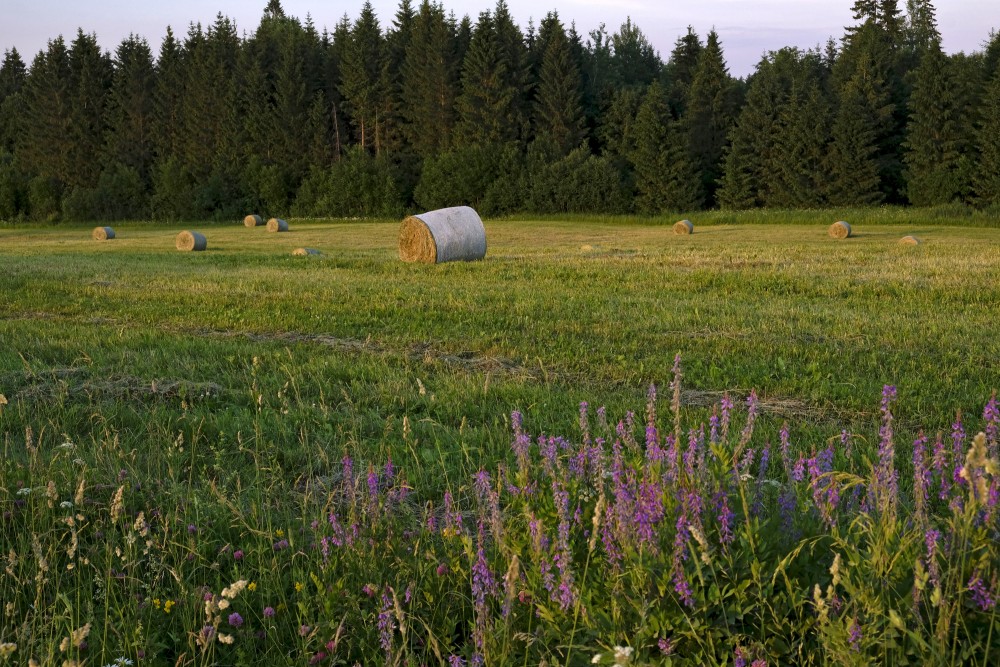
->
899, 235, 922, 245
266, 218, 289, 232
243, 214, 264, 227
828, 221, 852, 239
92, 226, 115, 241
292, 248, 321, 256
176, 231, 207, 252
673, 220, 694, 235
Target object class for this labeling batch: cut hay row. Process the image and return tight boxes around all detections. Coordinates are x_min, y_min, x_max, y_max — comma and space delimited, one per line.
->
267, 218, 289, 233
175, 231, 207, 252
673, 220, 694, 235
92, 226, 115, 241
244, 214, 264, 227
399, 206, 487, 264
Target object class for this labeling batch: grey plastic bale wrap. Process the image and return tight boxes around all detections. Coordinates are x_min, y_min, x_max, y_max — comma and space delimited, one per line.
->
176, 231, 207, 251
398, 206, 487, 263
92, 226, 115, 241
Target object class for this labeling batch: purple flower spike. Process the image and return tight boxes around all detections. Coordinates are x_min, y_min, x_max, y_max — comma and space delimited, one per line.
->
228, 612, 243, 628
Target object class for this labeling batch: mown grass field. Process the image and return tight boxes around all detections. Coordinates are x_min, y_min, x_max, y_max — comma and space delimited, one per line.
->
1, 213, 999, 665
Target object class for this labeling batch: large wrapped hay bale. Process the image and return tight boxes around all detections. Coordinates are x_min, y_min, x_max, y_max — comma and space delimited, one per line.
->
292, 247, 321, 256
267, 218, 289, 232
399, 206, 487, 263
899, 235, 922, 245
244, 214, 264, 227
92, 226, 115, 241
176, 230, 207, 252
828, 221, 852, 239
673, 220, 694, 235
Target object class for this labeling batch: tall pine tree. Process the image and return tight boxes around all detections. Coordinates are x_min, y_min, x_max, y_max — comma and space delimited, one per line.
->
401, 0, 458, 156
339, 2, 385, 153
532, 13, 585, 158
104, 35, 155, 181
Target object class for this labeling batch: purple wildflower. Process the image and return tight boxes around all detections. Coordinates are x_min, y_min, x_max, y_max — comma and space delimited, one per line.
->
848, 617, 862, 651
752, 443, 770, 516
720, 393, 734, 444
580, 401, 591, 445
952, 412, 968, 491
734, 647, 748, 667
778, 489, 797, 538
913, 433, 930, 523
341, 456, 354, 503
367, 467, 379, 503
751, 660, 768, 667
709, 407, 720, 445
471, 525, 497, 655
511, 410, 531, 478
187, 524, 197, 535
201, 625, 215, 641
841, 429, 852, 462
228, 612, 243, 628
378, 590, 395, 656
969, 573, 996, 611
670, 354, 683, 443
448, 656, 466, 667
272, 539, 289, 551
436, 563, 449, 576
873, 385, 899, 515
658, 637, 674, 655
925, 529, 941, 588
299, 624, 310, 637
233, 549, 243, 560
739, 390, 758, 447
308, 652, 327, 665
780, 422, 793, 478
985, 393, 1000, 458
263, 606, 275, 618
362, 583, 377, 597
715, 489, 734, 546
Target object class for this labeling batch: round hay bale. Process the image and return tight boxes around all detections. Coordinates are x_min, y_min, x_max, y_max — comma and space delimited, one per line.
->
899, 235, 922, 245
399, 206, 487, 263
828, 221, 852, 239
673, 220, 694, 235
176, 231, 207, 252
266, 218, 289, 232
292, 247, 321, 256
92, 226, 115, 241
244, 214, 264, 227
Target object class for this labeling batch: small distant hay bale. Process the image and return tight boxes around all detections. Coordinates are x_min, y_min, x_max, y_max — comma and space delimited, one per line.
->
267, 218, 289, 232
176, 230, 207, 252
243, 214, 264, 227
673, 220, 694, 235
292, 247, 321, 256
828, 221, 852, 239
899, 235, 922, 245
399, 206, 487, 263
580, 244, 596, 252
92, 226, 115, 241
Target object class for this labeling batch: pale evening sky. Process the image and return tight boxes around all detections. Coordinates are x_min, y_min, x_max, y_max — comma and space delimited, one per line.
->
1, 0, 997, 77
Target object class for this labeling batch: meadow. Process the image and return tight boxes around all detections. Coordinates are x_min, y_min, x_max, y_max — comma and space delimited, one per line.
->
1, 212, 999, 665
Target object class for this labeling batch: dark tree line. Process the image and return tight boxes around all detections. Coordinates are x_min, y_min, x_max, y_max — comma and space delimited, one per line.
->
0, 0, 998, 222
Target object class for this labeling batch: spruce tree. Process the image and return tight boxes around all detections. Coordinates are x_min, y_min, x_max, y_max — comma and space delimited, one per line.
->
629, 81, 701, 213
532, 14, 586, 158
718, 48, 816, 209
824, 73, 884, 205
152, 27, 185, 162
339, 2, 385, 152
67, 30, 112, 189
401, 0, 458, 156
685, 30, 738, 206
18, 38, 73, 187
454, 10, 522, 146
903, 0, 940, 60
0, 49, 27, 152
903, 42, 972, 205
973, 58, 1000, 204
663, 27, 702, 117
766, 80, 831, 207
104, 35, 156, 181
611, 18, 660, 88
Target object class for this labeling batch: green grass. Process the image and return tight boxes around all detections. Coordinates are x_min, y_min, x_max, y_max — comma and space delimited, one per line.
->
2, 212, 1000, 665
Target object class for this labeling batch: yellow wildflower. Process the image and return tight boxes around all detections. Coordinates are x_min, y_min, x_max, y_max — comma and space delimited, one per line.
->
0, 642, 15, 657
275, 529, 285, 538
247, 581, 256, 592
295, 582, 304, 592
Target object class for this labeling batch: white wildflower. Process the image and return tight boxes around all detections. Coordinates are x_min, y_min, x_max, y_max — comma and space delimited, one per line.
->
612, 646, 633, 665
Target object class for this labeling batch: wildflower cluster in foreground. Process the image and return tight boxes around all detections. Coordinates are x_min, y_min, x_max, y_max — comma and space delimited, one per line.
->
1, 359, 998, 664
